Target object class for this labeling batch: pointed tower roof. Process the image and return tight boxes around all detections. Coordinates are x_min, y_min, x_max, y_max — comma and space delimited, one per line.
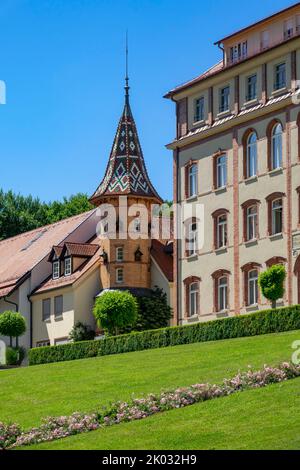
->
90, 79, 162, 206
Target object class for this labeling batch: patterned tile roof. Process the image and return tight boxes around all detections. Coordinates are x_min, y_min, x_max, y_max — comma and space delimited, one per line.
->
90, 89, 162, 204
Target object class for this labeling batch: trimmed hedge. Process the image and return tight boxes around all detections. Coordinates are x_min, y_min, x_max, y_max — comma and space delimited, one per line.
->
28, 305, 300, 365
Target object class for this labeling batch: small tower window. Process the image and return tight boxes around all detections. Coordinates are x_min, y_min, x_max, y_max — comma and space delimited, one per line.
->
116, 247, 124, 262
64, 257, 72, 276
52, 260, 60, 280
116, 268, 124, 284
134, 247, 143, 262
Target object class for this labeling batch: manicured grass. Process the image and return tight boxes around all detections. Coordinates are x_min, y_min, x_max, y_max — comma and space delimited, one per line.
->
0, 329, 299, 430
25, 378, 300, 450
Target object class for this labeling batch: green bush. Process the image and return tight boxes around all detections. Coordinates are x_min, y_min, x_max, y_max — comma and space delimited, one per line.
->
6, 346, 26, 366
259, 264, 286, 309
0, 311, 26, 347
28, 305, 300, 366
93, 290, 138, 336
69, 322, 95, 342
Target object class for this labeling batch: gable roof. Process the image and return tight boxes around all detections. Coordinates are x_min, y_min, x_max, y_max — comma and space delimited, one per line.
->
0, 210, 95, 299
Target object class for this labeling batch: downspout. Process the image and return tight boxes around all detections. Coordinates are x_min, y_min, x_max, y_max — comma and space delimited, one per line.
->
3, 296, 18, 311
217, 41, 225, 65
27, 295, 33, 349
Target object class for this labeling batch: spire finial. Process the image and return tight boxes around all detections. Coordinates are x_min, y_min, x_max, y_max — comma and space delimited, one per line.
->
125, 30, 130, 103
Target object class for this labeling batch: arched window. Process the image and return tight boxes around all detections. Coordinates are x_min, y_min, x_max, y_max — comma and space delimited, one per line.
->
246, 132, 257, 178
271, 123, 283, 170
266, 192, 285, 236
184, 217, 199, 257
183, 276, 201, 318
212, 209, 229, 249
241, 262, 261, 306
241, 199, 260, 242
211, 269, 230, 312
188, 164, 198, 197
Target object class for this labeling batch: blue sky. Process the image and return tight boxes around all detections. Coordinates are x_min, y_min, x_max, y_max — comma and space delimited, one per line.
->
0, 0, 295, 202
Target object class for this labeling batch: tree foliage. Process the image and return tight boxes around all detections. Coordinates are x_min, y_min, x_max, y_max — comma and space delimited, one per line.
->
258, 264, 286, 309
0, 311, 26, 347
93, 291, 138, 336
0, 190, 93, 240
69, 322, 95, 342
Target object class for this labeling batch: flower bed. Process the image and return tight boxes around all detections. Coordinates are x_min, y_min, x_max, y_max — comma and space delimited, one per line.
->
1, 361, 299, 449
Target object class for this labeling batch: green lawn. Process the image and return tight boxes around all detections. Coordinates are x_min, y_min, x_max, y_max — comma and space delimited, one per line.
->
0, 329, 299, 430
25, 377, 300, 450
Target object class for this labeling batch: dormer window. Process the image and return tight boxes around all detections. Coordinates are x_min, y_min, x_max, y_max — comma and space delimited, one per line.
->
52, 260, 60, 280
64, 257, 72, 276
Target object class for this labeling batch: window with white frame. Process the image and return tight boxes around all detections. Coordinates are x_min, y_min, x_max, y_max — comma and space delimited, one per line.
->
272, 198, 283, 235
42, 298, 51, 322
187, 221, 197, 256
216, 154, 227, 188
36, 340, 50, 347
246, 205, 258, 241
116, 246, 124, 262
219, 86, 230, 113
64, 257, 72, 276
229, 41, 247, 64
218, 276, 228, 311
248, 270, 258, 306
116, 267, 124, 284
217, 214, 227, 248
247, 132, 257, 178
284, 18, 294, 40
52, 260, 60, 279
188, 164, 198, 197
189, 282, 199, 317
271, 123, 283, 169
194, 97, 204, 122
274, 63, 286, 90
246, 74, 257, 101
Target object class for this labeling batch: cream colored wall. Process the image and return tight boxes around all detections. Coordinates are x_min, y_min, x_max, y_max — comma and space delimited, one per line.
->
32, 287, 75, 346
74, 266, 101, 331
177, 105, 300, 322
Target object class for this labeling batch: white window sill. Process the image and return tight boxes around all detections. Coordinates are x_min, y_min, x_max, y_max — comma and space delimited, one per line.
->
216, 310, 229, 318
244, 175, 258, 184
43, 318, 51, 324
245, 304, 259, 312
192, 119, 205, 127
272, 87, 287, 97
54, 316, 63, 322
217, 110, 231, 119
269, 167, 283, 176
214, 186, 227, 194
269, 233, 283, 241
186, 254, 198, 261
242, 98, 259, 108
215, 246, 227, 254
244, 238, 258, 247
186, 194, 198, 202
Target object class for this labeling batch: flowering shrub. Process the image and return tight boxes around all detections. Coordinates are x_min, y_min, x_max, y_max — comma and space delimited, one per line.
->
0, 422, 21, 449
2, 362, 300, 449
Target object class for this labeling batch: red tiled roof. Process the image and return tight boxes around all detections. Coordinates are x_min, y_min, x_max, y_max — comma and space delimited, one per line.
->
63, 242, 99, 257
151, 239, 173, 282
0, 210, 95, 299
31, 245, 101, 295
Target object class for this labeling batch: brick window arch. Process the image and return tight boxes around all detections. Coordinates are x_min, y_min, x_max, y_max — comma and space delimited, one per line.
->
265, 192, 285, 236
212, 208, 229, 249
242, 128, 258, 179
241, 262, 261, 306
184, 160, 198, 199
294, 256, 300, 304
241, 199, 260, 241
183, 276, 201, 318
211, 269, 230, 312
266, 256, 287, 268
266, 119, 283, 171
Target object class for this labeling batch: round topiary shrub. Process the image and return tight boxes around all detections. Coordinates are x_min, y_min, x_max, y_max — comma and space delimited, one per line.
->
0, 311, 26, 347
93, 290, 138, 336
258, 264, 286, 309
69, 322, 95, 342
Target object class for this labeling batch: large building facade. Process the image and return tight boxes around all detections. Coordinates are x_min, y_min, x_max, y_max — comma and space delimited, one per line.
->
166, 3, 300, 324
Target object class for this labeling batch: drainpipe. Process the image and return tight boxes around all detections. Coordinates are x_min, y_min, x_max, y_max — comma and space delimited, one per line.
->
217, 41, 225, 65
27, 295, 33, 349
3, 296, 18, 311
